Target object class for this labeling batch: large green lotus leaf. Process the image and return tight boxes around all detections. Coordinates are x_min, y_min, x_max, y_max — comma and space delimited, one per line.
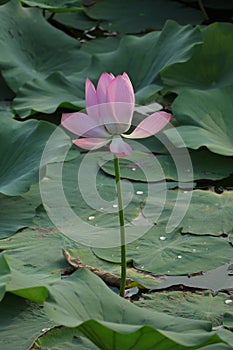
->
40, 153, 156, 247
0, 253, 11, 301
165, 86, 233, 156
31, 327, 233, 350
0, 117, 70, 195
86, 20, 202, 91
81, 37, 121, 54
0, 217, 79, 298
85, 0, 203, 33
44, 269, 232, 350
0, 208, 80, 301
217, 329, 233, 348
21, 183, 43, 208
0, 194, 35, 238
99, 150, 233, 182
4, 254, 61, 303
21, 0, 83, 12
93, 227, 233, 275
143, 189, 233, 236
13, 20, 202, 115
161, 23, 233, 92
54, 11, 98, 30
224, 312, 233, 331
136, 291, 233, 327
31, 327, 99, 350
179, 191, 233, 235
0, 253, 229, 349
0, 293, 54, 350
4, 199, 163, 295
0, 208, 80, 273
32, 323, 231, 350
0, 0, 89, 92
13, 72, 85, 117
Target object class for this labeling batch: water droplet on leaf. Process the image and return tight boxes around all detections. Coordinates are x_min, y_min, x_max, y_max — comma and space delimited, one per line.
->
159, 236, 167, 241
136, 190, 144, 195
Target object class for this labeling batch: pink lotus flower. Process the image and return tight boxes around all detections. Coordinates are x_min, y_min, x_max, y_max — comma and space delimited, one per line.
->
62, 72, 172, 157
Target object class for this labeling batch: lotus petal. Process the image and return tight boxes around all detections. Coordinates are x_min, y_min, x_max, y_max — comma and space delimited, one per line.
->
62, 112, 109, 138
73, 137, 110, 150
124, 111, 172, 139
109, 135, 132, 157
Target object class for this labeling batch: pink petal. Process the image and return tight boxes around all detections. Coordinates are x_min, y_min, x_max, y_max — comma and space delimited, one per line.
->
85, 78, 101, 120
123, 111, 172, 139
73, 137, 110, 151
108, 73, 135, 104
109, 135, 132, 157
85, 78, 97, 108
105, 73, 135, 132
96, 72, 115, 104
61, 112, 109, 138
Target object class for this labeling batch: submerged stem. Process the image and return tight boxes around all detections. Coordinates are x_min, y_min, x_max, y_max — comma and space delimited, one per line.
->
198, 0, 209, 20
113, 155, 127, 297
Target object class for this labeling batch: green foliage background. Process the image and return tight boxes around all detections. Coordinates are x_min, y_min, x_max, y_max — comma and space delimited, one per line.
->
0, 0, 232, 349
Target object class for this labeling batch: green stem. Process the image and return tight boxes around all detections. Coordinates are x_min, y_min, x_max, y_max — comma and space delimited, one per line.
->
113, 155, 127, 297
198, 0, 209, 20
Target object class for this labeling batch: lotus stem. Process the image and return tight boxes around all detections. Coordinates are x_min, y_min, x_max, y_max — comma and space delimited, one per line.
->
113, 155, 127, 297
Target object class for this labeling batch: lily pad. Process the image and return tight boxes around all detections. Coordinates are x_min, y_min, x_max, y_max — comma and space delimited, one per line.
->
81, 37, 120, 54
14, 72, 85, 117
165, 85, 233, 156
93, 226, 233, 275
0, 117, 70, 195
13, 20, 202, 114
0, 194, 35, 238
84, 20, 202, 96
0, 0, 89, 92
143, 189, 233, 236
180, 190, 233, 235
136, 291, 233, 327
162, 23, 233, 92
224, 312, 233, 331
40, 153, 157, 247
54, 11, 98, 31
30, 326, 99, 350
0, 207, 79, 273
99, 150, 233, 182
85, 0, 203, 33
0, 293, 54, 350
44, 268, 230, 349
21, 0, 83, 12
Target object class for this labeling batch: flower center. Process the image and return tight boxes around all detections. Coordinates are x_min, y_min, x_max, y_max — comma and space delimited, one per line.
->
104, 123, 130, 135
